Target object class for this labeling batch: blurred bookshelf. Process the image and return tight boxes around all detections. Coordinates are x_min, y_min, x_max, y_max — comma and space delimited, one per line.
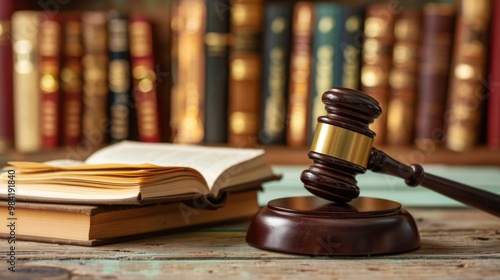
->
1, 0, 500, 168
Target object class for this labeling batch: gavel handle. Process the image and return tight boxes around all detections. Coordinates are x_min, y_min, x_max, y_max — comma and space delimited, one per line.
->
368, 148, 500, 217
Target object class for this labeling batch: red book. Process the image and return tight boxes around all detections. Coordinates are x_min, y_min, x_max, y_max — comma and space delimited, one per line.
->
0, 1, 15, 152
129, 16, 161, 142
60, 13, 83, 146
39, 15, 62, 149
488, 0, 500, 148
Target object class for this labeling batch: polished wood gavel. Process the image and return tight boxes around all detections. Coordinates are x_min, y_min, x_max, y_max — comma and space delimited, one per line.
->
300, 87, 500, 217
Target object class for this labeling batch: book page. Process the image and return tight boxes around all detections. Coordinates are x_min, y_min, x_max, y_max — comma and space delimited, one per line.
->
85, 141, 266, 190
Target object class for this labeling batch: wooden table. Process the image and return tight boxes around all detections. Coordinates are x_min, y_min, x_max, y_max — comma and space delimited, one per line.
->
1, 208, 499, 279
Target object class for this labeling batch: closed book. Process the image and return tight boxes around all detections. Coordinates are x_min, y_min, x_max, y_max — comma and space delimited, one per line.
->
415, 3, 455, 150
81, 12, 108, 147
309, 2, 342, 144
0, 1, 15, 153
0, 190, 259, 246
445, 0, 490, 151
39, 14, 62, 149
12, 11, 41, 152
487, 0, 500, 148
60, 13, 84, 147
172, 0, 206, 144
107, 14, 133, 142
259, 2, 293, 145
228, 0, 264, 147
286, 2, 314, 148
204, 0, 230, 144
386, 9, 422, 146
360, 3, 397, 145
129, 16, 162, 142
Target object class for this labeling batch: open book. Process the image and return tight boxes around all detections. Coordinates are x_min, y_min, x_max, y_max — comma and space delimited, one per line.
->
1, 141, 279, 205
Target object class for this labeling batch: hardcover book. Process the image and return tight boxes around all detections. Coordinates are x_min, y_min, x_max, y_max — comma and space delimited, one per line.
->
130, 16, 162, 142
286, 2, 314, 148
228, 0, 264, 147
204, 0, 231, 144
386, 9, 422, 146
445, 0, 490, 151
259, 1, 293, 145
0, 190, 259, 246
108, 13, 133, 143
488, 0, 500, 148
415, 3, 455, 149
60, 12, 84, 146
360, 3, 397, 145
12, 11, 41, 152
39, 14, 62, 149
172, 0, 206, 144
0, 1, 14, 153
0, 141, 279, 206
309, 2, 342, 144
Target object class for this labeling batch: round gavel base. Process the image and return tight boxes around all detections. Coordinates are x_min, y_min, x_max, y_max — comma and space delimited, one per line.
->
246, 196, 420, 256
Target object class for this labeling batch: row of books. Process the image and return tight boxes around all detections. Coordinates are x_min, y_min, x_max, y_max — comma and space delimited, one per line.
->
1, 0, 499, 155
171, 0, 500, 152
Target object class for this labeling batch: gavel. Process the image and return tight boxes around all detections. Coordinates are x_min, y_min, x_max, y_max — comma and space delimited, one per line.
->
300, 87, 500, 217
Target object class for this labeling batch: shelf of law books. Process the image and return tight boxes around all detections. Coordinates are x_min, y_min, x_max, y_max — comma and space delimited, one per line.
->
1, 0, 500, 167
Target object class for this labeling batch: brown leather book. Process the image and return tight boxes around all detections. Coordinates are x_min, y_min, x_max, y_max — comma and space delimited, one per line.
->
0, 1, 15, 153
360, 3, 397, 145
129, 16, 162, 142
39, 15, 62, 149
12, 11, 41, 152
286, 2, 314, 148
228, 0, 264, 147
386, 9, 422, 146
487, 0, 500, 149
81, 12, 108, 147
60, 13, 84, 147
445, 0, 490, 151
415, 3, 455, 150
171, 0, 206, 144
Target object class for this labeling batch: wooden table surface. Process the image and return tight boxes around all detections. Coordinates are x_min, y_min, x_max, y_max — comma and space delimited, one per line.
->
1, 208, 499, 280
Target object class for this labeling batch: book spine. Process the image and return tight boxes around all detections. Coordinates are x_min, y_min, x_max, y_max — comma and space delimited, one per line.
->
12, 11, 41, 152
445, 0, 491, 151
0, 1, 14, 152
340, 6, 364, 90
415, 4, 455, 149
360, 3, 397, 145
108, 15, 132, 142
228, 0, 264, 147
309, 3, 342, 144
286, 2, 314, 148
173, 0, 206, 144
39, 15, 61, 149
488, 0, 500, 148
386, 9, 422, 146
204, 0, 230, 144
129, 17, 161, 142
60, 14, 83, 147
82, 12, 108, 146
258, 2, 293, 145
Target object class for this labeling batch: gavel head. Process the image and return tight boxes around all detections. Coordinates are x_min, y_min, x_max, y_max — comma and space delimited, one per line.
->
300, 87, 382, 203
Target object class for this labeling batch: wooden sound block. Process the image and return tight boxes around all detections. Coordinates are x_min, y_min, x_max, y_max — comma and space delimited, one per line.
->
246, 196, 420, 256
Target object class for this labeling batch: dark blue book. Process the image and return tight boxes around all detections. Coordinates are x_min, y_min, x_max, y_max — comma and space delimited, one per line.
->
259, 1, 294, 145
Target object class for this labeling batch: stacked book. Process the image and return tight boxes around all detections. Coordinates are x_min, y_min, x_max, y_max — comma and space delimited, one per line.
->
0, 141, 278, 245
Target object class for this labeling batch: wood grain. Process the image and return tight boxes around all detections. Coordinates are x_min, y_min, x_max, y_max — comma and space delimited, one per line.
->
0, 209, 498, 279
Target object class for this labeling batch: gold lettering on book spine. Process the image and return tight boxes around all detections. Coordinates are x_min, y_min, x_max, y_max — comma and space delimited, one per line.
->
264, 47, 286, 137
0, 21, 10, 43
